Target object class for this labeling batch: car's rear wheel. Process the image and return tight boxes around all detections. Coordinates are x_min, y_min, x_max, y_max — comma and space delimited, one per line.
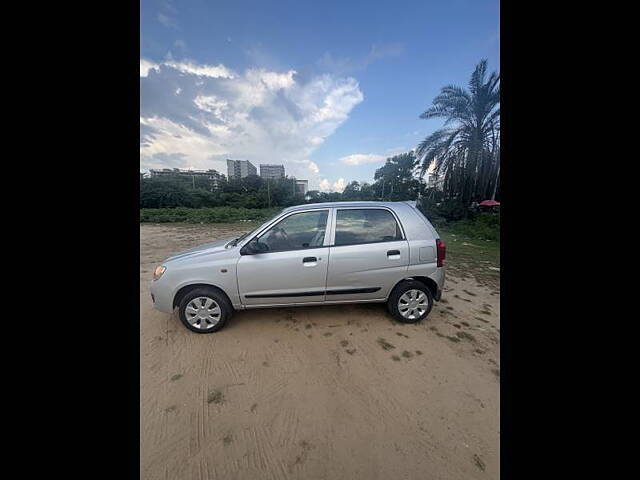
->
387, 281, 434, 323
178, 287, 232, 333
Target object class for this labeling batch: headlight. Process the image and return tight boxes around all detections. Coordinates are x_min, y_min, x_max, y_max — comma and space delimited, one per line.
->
153, 265, 166, 281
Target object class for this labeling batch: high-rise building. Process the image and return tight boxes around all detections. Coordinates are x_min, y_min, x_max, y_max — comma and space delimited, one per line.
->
295, 179, 308, 195
259, 164, 285, 180
226, 159, 257, 179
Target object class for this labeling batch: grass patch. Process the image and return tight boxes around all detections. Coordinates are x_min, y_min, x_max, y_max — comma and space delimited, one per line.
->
170, 374, 183, 382
401, 350, 413, 358
438, 224, 500, 288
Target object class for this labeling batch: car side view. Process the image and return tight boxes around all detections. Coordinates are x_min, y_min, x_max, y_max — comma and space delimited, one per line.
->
150, 201, 446, 333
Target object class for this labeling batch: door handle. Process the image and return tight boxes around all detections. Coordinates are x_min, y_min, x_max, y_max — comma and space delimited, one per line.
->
302, 257, 318, 267
387, 250, 401, 260
302, 256, 318, 267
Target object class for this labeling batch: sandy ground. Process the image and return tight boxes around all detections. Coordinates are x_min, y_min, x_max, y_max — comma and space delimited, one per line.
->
140, 223, 500, 480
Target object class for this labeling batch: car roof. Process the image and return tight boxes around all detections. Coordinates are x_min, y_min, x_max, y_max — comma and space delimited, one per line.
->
282, 201, 414, 213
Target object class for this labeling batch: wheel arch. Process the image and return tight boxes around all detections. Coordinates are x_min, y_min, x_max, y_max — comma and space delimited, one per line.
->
390, 276, 440, 301
172, 283, 234, 310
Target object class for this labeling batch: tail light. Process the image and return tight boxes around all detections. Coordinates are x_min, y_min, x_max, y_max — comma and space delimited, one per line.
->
436, 238, 446, 267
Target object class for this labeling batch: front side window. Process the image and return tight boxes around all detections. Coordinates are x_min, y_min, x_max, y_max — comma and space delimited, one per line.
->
257, 210, 328, 252
334, 209, 402, 246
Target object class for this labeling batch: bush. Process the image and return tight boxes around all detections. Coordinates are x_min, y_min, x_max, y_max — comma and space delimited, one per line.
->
139, 207, 282, 224
445, 213, 500, 241
418, 197, 468, 225
417, 197, 499, 240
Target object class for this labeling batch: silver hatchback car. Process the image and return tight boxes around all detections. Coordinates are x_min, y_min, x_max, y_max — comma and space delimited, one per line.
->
151, 201, 446, 333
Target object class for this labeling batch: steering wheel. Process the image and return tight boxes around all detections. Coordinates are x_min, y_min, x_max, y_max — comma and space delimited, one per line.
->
272, 227, 289, 243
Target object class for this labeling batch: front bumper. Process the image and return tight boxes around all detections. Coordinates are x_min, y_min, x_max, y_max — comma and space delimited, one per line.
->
150, 280, 174, 313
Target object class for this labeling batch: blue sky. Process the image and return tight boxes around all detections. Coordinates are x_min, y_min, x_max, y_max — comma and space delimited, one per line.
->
140, 0, 499, 191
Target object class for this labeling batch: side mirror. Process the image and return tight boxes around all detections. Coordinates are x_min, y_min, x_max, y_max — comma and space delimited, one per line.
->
241, 238, 269, 255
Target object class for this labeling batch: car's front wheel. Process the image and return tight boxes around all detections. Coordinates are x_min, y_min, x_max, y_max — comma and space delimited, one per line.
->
178, 287, 232, 333
387, 280, 434, 323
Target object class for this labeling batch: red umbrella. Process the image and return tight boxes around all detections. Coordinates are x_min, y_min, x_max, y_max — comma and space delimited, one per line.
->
479, 200, 500, 206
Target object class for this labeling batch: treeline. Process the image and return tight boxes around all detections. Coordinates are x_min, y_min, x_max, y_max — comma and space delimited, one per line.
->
141, 175, 304, 209
140, 151, 427, 209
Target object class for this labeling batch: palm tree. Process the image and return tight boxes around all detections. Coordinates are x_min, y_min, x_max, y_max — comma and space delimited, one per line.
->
416, 59, 500, 206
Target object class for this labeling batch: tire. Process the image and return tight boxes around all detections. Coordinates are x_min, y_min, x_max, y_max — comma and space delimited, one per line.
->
178, 287, 232, 333
387, 280, 434, 324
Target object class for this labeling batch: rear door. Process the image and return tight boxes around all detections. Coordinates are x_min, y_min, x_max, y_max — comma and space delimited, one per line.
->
325, 207, 409, 302
237, 209, 330, 305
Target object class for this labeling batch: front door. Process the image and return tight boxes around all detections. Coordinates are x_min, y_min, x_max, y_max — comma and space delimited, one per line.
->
237, 209, 330, 306
326, 207, 409, 302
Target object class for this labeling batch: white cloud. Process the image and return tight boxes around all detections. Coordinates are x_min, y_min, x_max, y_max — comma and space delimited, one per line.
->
318, 177, 346, 193
140, 59, 158, 77
333, 178, 346, 192
308, 161, 319, 174
340, 153, 386, 166
319, 179, 331, 192
164, 59, 234, 78
140, 59, 364, 189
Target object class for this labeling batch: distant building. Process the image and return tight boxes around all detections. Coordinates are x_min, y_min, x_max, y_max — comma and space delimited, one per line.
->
295, 179, 308, 195
149, 168, 224, 191
227, 159, 257, 179
259, 164, 285, 180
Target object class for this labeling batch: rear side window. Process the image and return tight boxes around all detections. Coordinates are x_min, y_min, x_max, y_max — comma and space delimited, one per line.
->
334, 209, 403, 246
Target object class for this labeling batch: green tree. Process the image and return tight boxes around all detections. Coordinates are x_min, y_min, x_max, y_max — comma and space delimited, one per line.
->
373, 151, 420, 201
416, 59, 500, 206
